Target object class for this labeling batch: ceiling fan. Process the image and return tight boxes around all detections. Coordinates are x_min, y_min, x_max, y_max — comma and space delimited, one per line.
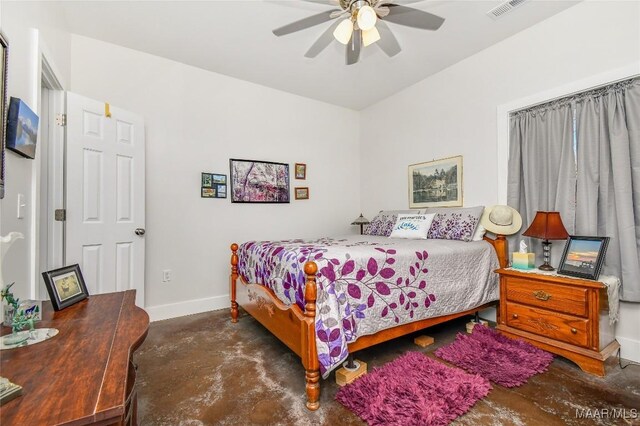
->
272, 0, 445, 65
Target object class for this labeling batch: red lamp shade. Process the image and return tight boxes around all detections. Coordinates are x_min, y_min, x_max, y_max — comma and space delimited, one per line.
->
522, 211, 569, 271
522, 211, 569, 241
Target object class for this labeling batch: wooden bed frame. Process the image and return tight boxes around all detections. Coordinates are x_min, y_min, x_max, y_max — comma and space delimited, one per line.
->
230, 235, 508, 410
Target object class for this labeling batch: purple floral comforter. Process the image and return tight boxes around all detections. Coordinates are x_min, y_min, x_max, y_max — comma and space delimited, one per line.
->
238, 235, 499, 377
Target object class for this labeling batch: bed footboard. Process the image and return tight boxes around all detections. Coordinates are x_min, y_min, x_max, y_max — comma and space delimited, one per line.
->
230, 236, 506, 411
230, 244, 320, 410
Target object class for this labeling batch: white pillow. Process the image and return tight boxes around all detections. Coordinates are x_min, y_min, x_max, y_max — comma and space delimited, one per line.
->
389, 214, 436, 239
472, 224, 487, 241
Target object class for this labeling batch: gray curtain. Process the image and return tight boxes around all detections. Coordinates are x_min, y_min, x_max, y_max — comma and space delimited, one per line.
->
507, 103, 576, 265
575, 80, 640, 302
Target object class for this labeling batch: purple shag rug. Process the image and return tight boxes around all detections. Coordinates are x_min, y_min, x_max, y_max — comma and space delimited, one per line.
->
335, 352, 491, 426
435, 324, 554, 388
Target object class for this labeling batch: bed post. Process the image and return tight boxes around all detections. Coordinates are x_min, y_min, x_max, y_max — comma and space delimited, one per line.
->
302, 261, 320, 411
230, 243, 239, 323
484, 234, 508, 268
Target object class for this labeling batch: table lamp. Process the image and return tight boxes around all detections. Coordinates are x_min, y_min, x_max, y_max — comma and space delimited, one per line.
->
522, 211, 569, 271
351, 214, 371, 235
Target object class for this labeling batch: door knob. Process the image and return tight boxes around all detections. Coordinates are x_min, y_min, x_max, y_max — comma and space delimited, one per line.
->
135, 228, 146, 236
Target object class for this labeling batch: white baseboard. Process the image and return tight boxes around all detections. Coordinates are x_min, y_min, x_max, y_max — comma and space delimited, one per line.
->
616, 335, 640, 364
145, 294, 229, 322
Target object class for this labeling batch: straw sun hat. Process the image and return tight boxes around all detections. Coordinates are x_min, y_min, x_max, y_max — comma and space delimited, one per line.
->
480, 205, 522, 236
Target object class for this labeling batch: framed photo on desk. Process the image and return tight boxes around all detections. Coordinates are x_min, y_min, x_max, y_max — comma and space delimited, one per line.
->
42, 264, 89, 311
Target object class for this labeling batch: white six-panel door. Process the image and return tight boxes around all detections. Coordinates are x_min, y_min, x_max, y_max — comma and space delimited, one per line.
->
65, 92, 145, 307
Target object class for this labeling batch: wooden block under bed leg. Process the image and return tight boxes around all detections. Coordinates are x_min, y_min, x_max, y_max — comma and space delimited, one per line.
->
335, 360, 368, 386
414, 335, 435, 347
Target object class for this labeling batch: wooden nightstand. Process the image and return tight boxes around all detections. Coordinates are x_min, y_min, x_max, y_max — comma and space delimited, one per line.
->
496, 268, 619, 376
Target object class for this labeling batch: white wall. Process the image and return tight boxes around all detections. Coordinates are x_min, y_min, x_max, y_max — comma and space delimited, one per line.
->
0, 1, 70, 302
359, 0, 640, 361
2, 0, 639, 362
69, 35, 361, 319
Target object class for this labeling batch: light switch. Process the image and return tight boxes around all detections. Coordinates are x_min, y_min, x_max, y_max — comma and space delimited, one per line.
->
17, 194, 26, 219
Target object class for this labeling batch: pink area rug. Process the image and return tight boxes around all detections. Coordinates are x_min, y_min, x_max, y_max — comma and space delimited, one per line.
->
435, 324, 554, 388
335, 352, 491, 426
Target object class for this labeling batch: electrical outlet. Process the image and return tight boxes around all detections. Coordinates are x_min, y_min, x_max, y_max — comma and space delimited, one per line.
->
162, 269, 172, 282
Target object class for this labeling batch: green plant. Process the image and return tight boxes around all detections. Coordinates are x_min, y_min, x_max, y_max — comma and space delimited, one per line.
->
1, 282, 34, 333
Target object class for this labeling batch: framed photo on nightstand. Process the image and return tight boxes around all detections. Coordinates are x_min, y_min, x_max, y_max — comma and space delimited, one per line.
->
557, 236, 609, 280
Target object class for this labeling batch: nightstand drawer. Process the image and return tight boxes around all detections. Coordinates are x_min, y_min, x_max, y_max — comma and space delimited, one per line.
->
505, 277, 588, 317
505, 302, 589, 348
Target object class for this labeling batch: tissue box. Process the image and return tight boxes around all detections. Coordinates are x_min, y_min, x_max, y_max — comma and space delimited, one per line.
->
512, 252, 535, 269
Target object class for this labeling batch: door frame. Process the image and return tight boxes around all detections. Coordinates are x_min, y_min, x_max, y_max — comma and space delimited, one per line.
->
33, 44, 65, 299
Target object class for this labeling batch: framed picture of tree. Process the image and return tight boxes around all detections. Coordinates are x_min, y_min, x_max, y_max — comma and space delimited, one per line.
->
229, 158, 290, 203
408, 156, 463, 209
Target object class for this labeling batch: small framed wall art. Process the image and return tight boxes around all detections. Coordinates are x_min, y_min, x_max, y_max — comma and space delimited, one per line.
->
201, 172, 227, 198
295, 187, 309, 200
295, 163, 306, 180
42, 264, 89, 311
557, 236, 609, 280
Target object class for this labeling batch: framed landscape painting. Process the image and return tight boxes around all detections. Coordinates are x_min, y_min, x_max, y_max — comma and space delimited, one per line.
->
409, 155, 462, 208
6, 97, 39, 159
230, 158, 290, 203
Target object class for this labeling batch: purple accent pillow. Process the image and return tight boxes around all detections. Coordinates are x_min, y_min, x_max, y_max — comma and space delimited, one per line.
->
364, 210, 419, 236
364, 213, 398, 236
426, 206, 484, 242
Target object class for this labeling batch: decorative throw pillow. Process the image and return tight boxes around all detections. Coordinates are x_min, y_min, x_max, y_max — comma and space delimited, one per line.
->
364, 210, 423, 236
426, 206, 484, 242
389, 214, 436, 239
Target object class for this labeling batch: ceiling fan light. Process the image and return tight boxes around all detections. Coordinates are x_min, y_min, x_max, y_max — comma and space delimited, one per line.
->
357, 5, 377, 31
362, 27, 380, 47
333, 19, 354, 45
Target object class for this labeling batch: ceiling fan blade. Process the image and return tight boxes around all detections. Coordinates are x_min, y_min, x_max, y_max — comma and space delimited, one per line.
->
375, 6, 390, 17
330, 10, 349, 18
376, 0, 423, 6
384, 4, 445, 31
273, 9, 341, 36
301, 0, 340, 5
305, 20, 342, 58
346, 29, 362, 65
376, 21, 401, 57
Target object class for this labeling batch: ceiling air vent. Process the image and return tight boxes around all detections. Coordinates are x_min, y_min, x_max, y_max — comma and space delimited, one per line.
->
487, 0, 529, 19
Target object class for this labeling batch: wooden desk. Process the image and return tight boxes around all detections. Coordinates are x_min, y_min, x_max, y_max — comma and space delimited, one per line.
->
0, 290, 149, 425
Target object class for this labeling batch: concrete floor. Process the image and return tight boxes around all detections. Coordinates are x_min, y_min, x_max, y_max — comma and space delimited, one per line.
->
136, 309, 640, 425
